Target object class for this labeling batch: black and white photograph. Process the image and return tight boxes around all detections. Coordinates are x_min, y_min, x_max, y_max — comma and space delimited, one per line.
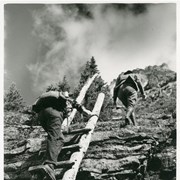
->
2, 1, 178, 180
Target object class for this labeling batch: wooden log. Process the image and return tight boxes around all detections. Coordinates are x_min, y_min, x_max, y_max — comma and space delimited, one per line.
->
62, 93, 105, 180
61, 73, 98, 131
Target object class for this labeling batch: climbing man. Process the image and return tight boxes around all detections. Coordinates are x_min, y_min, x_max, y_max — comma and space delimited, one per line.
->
113, 70, 146, 127
32, 90, 93, 180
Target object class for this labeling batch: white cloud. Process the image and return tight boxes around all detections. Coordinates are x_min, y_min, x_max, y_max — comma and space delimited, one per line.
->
28, 3, 176, 92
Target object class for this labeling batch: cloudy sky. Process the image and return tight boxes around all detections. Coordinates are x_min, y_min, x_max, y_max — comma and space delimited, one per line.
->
4, 3, 176, 105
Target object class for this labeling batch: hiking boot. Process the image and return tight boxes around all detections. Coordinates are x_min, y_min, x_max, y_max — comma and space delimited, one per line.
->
44, 164, 56, 180
119, 118, 131, 128
120, 121, 128, 128
120, 123, 131, 128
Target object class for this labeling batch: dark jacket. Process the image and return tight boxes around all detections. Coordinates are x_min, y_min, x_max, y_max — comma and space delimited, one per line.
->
32, 91, 83, 113
115, 73, 145, 95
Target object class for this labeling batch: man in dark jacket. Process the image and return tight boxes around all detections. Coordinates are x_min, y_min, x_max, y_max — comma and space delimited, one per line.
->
113, 70, 146, 127
32, 91, 93, 180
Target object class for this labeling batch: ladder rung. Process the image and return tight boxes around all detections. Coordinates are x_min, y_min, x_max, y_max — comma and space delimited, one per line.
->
63, 128, 91, 135
28, 161, 74, 173
28, 165, 46, 173
56, 160, 74, 168
62, 143, 80, 150
39, 144, 80, 156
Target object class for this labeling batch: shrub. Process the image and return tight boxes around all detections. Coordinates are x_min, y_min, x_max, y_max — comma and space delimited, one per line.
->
4, 83, 25, 112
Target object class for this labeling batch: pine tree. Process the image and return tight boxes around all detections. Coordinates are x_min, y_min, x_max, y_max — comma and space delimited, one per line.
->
4, 83, 25, 112
79, 61, 90, 86
76, 57, 99, 92
73, 56, 113, 122
57, 76, 70, 92
89, 56, 99, 75
46, 76, 71, 92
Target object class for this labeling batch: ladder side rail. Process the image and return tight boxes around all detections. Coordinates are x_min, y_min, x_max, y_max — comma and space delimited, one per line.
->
61, 93, 105, 180
62, 73, 98, 130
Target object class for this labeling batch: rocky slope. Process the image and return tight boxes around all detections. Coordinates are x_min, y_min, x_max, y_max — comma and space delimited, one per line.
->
4, 64, 176, 180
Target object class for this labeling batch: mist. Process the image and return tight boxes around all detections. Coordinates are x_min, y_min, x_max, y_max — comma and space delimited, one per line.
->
28, 3, 176, 92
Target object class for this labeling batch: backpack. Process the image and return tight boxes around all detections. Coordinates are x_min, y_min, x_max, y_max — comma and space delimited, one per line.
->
124, 75, 139, 91
32, 92, 67, 113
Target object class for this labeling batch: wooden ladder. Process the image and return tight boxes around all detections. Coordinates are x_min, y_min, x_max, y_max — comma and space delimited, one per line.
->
28, 74, 104, 180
